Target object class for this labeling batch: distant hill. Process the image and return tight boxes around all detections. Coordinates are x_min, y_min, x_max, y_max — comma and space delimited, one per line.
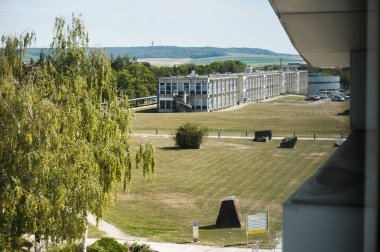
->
25, 46, 295, 61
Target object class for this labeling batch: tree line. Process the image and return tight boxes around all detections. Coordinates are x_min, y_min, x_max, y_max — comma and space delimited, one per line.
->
0, 14, 155, 251
111, 57, 247, 99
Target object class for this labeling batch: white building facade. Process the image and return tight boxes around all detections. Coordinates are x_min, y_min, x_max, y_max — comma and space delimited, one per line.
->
308, 73, 341, 95
158, 70, 308, 112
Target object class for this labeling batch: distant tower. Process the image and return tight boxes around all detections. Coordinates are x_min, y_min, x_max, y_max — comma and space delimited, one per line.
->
151, 40, 154, 46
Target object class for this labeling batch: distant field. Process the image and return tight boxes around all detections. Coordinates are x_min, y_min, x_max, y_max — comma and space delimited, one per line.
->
132, 96, 350, 138
137, 57, 192, 66
136, 53, 304, 67
195, 53, 304, 66
104, 137, 336, 247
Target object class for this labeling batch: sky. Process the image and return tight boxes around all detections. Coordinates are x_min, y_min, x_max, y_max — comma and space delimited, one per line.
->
0, 0, 298, 54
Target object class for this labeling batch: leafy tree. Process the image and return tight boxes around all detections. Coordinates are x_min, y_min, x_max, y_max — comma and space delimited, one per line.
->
0, 14, 156, 252
110, 55, 135, 71
173, 122, 208, 149
126, 63, 157, 97
135, 143, 156, 182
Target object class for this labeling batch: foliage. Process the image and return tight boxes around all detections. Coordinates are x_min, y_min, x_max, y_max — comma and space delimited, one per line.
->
111, 55, 136, 71
26, 46, 279, 62
50, 244, 82, 252
135, 143, 156, 182
87, 238, 127, 252
149, 60, 247, 78
0, 14, 157, 251
299, 65, 350, 88
173, 122, 208, 149
124, 242, 154, 252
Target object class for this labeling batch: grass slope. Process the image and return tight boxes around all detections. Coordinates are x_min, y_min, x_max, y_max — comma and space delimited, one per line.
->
106, 137, 336, 247
133, 97, 350, 138
195, 53, 304, 66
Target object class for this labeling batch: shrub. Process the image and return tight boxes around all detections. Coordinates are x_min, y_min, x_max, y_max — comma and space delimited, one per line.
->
173, 122, 208, 149
124, 242, 154, 252
87, 238, 127, 252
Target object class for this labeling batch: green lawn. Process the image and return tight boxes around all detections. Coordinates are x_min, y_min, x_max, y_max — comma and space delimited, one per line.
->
265, 95, 309, 104
105, 137, 337, 247
132, 96, 350, 138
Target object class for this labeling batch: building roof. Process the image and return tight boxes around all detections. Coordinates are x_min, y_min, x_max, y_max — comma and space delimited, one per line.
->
269, 0, 370, 67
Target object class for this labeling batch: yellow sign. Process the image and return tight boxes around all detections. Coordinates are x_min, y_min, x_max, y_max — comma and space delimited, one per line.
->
247, 229, 268, 235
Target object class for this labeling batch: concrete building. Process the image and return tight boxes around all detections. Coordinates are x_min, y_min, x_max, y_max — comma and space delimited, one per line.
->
308, 73, 341, 95
269, 0, 379, 252
157, 70, 308, 112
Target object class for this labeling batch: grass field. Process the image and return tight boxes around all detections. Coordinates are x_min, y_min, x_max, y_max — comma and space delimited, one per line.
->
89, 96, 350, 247
195, 53, 304, 67
134, 53, 304, 67
104, 137, 337, 247
132, 96, 350, 138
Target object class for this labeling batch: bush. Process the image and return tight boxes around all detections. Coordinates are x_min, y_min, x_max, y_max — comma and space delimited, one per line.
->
87, 238, 127, 252
124, 242, 155, 252
173, 122, 208, 149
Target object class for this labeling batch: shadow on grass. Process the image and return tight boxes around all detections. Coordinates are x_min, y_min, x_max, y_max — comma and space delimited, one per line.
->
337, 109, 350, 116
224, 243, 250, 247
159, 146, 182, 151
199, 225, 218, 230
134, 108, 158, 113
176, 241, 195, 244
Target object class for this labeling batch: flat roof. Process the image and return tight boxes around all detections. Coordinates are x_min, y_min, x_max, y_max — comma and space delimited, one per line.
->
269, 0, 368, 67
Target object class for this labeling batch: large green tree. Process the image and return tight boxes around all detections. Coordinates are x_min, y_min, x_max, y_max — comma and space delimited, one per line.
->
0, 14, 155, 252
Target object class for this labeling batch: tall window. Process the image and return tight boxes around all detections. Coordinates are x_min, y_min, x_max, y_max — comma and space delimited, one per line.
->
172, 83, 177, 94
202, 82, 207, 94
190, 83, 195, 94
160, 100, 165, 109
202, 98, 207, 110
178, 83, 184, 92
196, 83, 201, 94
159, 83, 165, 94
166, 83, 171, 94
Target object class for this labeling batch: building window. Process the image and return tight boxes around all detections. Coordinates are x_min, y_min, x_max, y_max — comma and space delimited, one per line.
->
202, 82, 207, 94
196, 83, 201, 94
184, 83, 189, 92
202, 98, 207, 110
166, 83, 171, 94
195, 98, 201, 110
166, 100, 172, 109
172, 83, 177, 94
159, 83, 165, 94
190, 83, 195, 94
178, 83, 184, 92
160, 100, 165, 109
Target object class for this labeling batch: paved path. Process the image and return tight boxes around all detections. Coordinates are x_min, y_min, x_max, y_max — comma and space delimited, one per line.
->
87, 213, 146, 241
132, 133, 343, 141
87, 213, 282, 252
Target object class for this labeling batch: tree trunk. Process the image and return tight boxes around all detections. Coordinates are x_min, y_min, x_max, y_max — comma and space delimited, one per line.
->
34, 234, 42, 252
82, 211, 88, 252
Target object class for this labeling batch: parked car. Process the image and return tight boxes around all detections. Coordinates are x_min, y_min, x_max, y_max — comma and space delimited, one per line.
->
318, 94, 328, 99
332, 95, 345, 101
305, 95, 320, 101
341, 93, 350, 99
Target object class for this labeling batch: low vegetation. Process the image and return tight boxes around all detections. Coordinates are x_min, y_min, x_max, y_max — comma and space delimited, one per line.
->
173, 122, 208, 149
88, 238, 127, 252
